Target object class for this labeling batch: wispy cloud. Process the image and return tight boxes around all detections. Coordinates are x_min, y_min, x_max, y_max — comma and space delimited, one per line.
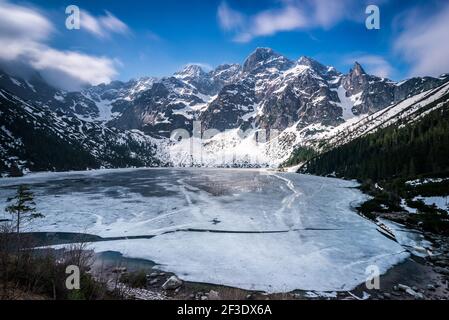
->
345, 55, 395, 78
0, 1, 53, 59
146, 30, 161, 41
81, 10, 131, 39
310, 0, 356, 28
234, 6, 308, 43
27, 46, 118, 85
217, 0, 360, 43
185, 62, 213, 71
217, 2, 245, 31
394, 2, 449, 77
0, 1, 120, 88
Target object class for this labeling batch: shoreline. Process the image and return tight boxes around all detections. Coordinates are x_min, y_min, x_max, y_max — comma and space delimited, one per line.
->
2, 168, 448, 299
90, 245, 449, 300
26, 228, 449, 300
91, 233, 449, 300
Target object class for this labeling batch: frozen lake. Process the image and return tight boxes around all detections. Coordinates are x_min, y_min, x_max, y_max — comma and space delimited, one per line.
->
0, 168, 409, 292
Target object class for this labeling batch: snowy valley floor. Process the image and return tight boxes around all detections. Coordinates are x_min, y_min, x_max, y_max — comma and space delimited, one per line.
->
1, 168, 448, 299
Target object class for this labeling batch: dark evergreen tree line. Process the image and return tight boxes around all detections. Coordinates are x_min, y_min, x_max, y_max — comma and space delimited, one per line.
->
303, 102, 449, 181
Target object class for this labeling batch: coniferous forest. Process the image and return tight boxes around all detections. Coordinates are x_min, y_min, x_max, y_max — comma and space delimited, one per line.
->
302, 103, 449, 181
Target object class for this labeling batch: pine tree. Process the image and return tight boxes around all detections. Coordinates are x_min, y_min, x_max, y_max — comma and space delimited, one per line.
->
5, 185, 44, 234
302, 102, 449, 180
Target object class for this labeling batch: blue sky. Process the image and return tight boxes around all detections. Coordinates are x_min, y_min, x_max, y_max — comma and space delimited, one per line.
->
1, 0, 449, 89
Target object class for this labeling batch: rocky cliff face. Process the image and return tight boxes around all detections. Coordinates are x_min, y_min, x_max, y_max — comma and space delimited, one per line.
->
3, 48, 446, 138
4, 48, 444, 137
1, 47, 448, 171
0, 87, 165, 175
340, 62, 446, 116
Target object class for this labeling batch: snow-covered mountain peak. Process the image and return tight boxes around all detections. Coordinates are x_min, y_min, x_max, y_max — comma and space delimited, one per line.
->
174, 64, 207, 80
350, 62, 367, 77
298, 56, 328, 73
210, 64, 241, 83
2, 47, 449, 171
295, 57, 342, 84
243, 47, 293, 73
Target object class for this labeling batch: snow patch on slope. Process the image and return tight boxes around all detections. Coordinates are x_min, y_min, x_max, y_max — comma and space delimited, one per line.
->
334, 86, 359, 120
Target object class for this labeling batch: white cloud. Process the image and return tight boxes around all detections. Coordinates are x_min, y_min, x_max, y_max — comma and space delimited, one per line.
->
243, 6, 307, 41
185, 62, 213, 71
81, 10, 131, 38
26, 45, 118, 85
217, 0, 360, 43
0, 1, 52, 41
80, 10, 103, 37
0, 1, 53, 60
394, 3, 449, 77
100, 11, 130, 34
311, 0, 356, 28
217, 2, 244, 31
0, 1, 120, 88
345, 55, 395, 78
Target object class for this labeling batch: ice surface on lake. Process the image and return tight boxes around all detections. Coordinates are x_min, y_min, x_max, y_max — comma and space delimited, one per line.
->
0, 168, 409, 292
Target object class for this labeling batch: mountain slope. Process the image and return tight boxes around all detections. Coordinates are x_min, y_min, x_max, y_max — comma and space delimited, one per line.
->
0, 88, 166, 176
298, 82, 449, 180
1, 47, 449, 172
309, 81, 449, 151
